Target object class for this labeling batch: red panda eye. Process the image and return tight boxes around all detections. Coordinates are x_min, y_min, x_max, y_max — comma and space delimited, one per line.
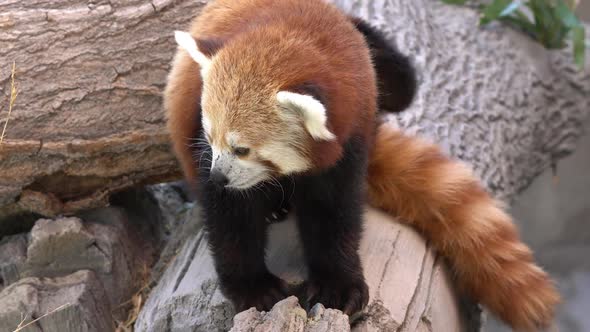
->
233, 147, 250, 156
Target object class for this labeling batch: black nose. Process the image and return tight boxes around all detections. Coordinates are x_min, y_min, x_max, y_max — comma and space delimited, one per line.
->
210, 170, 229, 187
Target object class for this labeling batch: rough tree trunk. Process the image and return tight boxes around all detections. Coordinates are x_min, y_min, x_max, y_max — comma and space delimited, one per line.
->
0, 0, 195, 221
1, 0, 589, 219
135, 207, 482, 332
1, 0, 589, 331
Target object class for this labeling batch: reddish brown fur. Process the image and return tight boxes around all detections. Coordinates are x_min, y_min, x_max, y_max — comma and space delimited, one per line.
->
166, 0, 559, 329
165, 50, 202, 190
367, 122, 560, 331
167, 0, 376, 179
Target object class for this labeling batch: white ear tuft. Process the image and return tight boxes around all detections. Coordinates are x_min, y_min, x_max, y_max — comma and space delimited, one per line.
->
277, 91, 336, 141
174, 30, 211, 74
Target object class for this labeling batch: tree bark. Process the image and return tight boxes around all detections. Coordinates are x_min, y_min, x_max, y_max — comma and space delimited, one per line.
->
0, 0, 200, 219
331, 0, 590, 201
1, 0, 588, 218
135, 207, 482, 332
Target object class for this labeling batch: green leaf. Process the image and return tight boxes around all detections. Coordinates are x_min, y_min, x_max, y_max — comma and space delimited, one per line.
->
528, 0, 568, 48
445, 0, 585, 68
572, 26, 586, 69
480, 0, 512, 25
555, 0, 581, 28
513, 8, 537, 30
441, 0, 467, 4
499, 1, 523, 17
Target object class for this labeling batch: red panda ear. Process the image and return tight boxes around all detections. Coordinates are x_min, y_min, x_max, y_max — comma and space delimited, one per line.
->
174, 31, 211, 70
174, 31, 226, 76
277, 91, 336, 141
194, 37, 225, 58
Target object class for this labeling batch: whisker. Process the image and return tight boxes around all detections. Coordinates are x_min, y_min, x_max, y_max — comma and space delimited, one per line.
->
188, 142, 210, 148
198, 150, 212, 166
267, 175, 285, 206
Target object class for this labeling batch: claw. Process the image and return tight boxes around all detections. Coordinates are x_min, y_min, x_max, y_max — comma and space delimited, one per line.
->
304, 278, 369, 316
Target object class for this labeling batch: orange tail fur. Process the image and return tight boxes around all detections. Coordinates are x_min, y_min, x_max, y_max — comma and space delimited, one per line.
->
367, 122, 560, 331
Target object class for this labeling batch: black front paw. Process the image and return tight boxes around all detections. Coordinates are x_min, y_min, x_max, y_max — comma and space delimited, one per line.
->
305, 276, 369, 316
222, 273, 291, 312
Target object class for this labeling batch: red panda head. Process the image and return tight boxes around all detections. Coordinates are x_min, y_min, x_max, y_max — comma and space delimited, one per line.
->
174, 31, 336, 189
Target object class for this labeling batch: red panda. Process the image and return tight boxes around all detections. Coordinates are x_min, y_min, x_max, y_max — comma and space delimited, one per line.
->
164, 0, 559, 330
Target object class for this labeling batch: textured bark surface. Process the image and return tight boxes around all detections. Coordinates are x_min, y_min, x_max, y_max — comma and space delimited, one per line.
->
330, 0, 590, 201
1, 0, 589, 218
135, 207, 482, 332
0, 0, 200, 219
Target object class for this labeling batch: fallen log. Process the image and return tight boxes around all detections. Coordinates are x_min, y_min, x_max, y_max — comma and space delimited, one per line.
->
135, 207, 483, 331
1, 0, 588, 219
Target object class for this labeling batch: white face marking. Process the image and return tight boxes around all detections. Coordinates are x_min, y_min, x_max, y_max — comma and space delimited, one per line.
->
210, 146, 269, 190
210, 145, 220, 169
276, 91, 335, 141
228, 158, 270, 189
174, 30, 211, 78
204, 118, 311, 188
199, 91, 318, 190
202, 113, 212, 136
226, 131, 241, 147
258, 142, 309, 174
205, 128, 270, 190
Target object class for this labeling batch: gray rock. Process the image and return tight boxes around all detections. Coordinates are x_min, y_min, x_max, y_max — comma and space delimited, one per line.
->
0, 234, 27, 291
20, 214, 138, 309
111, 183, 203, 289
26, 217, 106, 275
305, 303, 350, 332
229, 297, 350, 332
147, 203, 202, 286
134, 230, 236, 332
146, 182, 194, 234
230, 297, 309, 332
0, 193, 176, 331
0, 208, 153, 316
0, 184, 190, 331
143, 184, 202, 284
0, 270, 114, 332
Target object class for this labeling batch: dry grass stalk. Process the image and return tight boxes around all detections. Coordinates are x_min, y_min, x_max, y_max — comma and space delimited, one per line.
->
13, 303, 71, 332
115, 293, 144, 332
115, 263, 152, 332
0, 61, 18, 149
